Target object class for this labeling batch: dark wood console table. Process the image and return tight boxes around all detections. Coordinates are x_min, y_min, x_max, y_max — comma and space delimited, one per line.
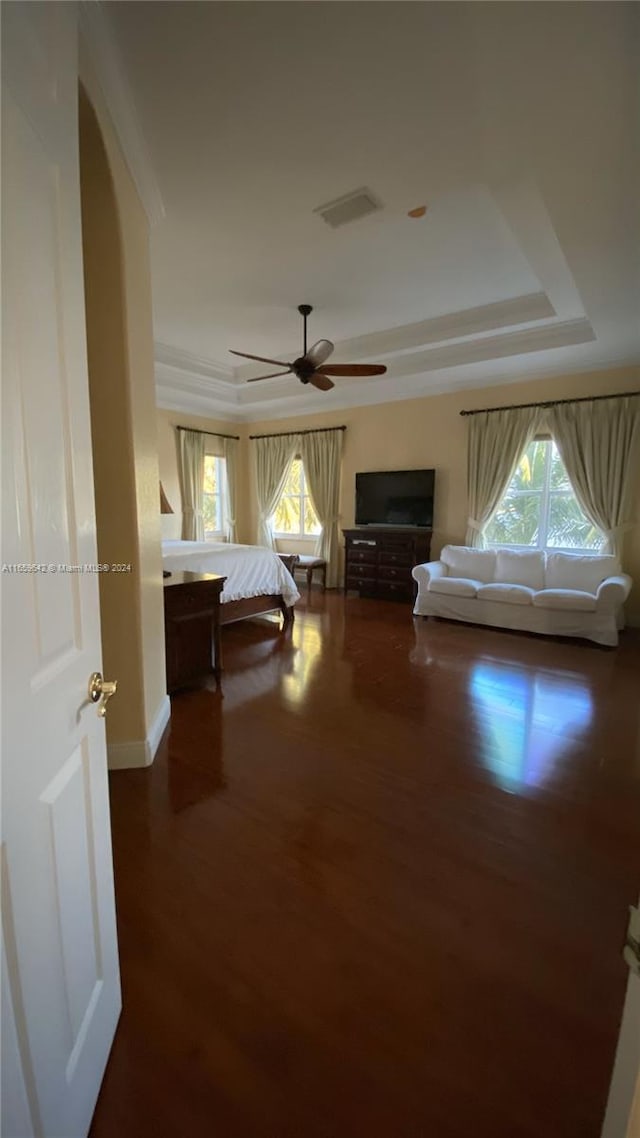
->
163, 571, 226, 693
342, 528, 432, 602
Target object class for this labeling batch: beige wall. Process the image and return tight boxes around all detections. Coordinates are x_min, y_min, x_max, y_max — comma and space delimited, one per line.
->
80, 58, 167, 766
241, 365, 640, 623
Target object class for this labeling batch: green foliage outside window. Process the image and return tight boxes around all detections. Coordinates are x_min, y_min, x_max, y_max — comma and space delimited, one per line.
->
203, 455, 223, 539
485, 440, 601, 551
272, 458, 321, 536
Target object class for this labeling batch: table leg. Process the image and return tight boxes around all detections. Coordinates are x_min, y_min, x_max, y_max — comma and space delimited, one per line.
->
212, 609, 223, 688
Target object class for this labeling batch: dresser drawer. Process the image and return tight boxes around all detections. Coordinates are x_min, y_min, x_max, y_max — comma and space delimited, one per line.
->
346, 576, 376, 592
347, 562, 378, 580
347, 548, 378, 566
164, 582, 220, 619
379, 550, 413, 568
378, 565, 412, 582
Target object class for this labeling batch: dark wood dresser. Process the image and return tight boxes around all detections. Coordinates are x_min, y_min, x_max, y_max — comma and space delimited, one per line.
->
163, 571, 226, 693
342, 527, 432, 602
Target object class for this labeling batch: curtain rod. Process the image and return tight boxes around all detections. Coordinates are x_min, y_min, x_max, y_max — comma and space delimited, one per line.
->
460, 390, 639, 417
176, 425, 240, 440
249, 425, 347, 440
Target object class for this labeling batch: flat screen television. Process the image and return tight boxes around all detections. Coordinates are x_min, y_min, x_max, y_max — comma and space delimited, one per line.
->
355, 468, 435, 528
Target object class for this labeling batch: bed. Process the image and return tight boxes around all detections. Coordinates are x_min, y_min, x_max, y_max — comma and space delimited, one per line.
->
161, 540, 300, 626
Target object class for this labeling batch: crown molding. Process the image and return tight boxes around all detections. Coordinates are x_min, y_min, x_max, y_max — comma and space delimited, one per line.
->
156, 350, 639, 423
155, 380, 243, 421
155, 362, 238, 401
231, 317, 595, 402
390, 317, 595, 377
155, 341, 235, 384
78, 0, 165, 227
324, 293, 556, 363
239, 352, 640, 423
154, 315, 616, 422
155, 295, 577, 398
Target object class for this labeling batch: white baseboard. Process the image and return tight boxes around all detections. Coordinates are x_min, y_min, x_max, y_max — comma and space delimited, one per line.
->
147, 694, 172, 758
107, 694, 171, 770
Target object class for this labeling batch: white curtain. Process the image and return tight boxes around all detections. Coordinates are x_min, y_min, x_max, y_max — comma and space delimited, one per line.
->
300, 429, 343, 587
178, 429, 205, 541
466, 406, 542, 547
222, 436, 238, 543
254, 434, 299, 548
549, 395, 640, 559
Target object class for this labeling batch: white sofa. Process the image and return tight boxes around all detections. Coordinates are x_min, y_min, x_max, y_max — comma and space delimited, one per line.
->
412, 546, 632, 647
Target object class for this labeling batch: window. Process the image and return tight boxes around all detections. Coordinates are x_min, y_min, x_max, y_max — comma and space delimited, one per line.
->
272, 458, 321, 538
203, 455, 226, 540
484, 439, 602, 553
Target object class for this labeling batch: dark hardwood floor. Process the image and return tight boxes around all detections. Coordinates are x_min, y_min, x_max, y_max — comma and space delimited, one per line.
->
90, 595, 640, 1138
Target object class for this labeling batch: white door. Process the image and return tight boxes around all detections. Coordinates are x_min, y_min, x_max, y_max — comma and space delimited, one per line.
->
601, 904, 640, 1138
1, 4, 121, 1136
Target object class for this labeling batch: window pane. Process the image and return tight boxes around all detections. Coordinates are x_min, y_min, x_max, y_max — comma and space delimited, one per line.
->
273, 495, 301, 534
303, 497, 321, 535
509, 441, 547, 492
485, 493, 541, 546
487, 437, 603, 552
203, 493, 218, 536
272, 498, 288, 533
547, 494, 601, 549
204, 456, 217, 494
549, 443, 571, 490
283, 459, 302, 496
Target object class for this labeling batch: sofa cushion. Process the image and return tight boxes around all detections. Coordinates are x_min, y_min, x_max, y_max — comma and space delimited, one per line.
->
545, 552, 618, 593
532, 588, 597, 612
477, 583, 535, 606
429, 576, 483, 598
440, 545, 496, 583
495, 549, 545, 590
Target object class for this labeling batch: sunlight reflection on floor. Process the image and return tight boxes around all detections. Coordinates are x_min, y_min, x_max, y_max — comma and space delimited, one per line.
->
469, 660, 593, 792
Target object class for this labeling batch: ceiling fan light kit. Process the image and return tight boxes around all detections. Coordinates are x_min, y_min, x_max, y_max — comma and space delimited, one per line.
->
230, 304, 388, 393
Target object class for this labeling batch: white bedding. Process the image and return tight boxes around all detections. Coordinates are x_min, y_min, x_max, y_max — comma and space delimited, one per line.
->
162, 540, 300, 607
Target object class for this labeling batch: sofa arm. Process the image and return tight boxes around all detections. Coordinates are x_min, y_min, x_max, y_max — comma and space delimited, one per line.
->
412, 561, 446, 589
596, 574, 632, 609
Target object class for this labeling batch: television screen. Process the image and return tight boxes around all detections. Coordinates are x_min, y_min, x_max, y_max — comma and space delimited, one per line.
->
355, 469, 435, 527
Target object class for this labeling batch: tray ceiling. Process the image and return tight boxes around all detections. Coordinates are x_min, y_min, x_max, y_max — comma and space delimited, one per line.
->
104, 1, 640, 421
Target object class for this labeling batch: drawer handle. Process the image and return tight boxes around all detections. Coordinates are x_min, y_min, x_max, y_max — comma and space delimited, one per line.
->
352, 540, 376, 547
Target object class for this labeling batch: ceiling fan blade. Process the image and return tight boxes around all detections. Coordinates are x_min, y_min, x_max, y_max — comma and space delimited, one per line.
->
246, 369, 292, 383
230, 349, 290, 367
308, 372, 335, 392
305, 339, 334, 368
317, 363, 387, 377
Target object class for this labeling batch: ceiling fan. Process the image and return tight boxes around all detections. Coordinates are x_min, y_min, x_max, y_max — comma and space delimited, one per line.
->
229, 304, 388, 392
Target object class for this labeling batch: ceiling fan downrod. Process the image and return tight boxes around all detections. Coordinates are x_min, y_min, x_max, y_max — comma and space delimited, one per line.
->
298, 304, 312, 358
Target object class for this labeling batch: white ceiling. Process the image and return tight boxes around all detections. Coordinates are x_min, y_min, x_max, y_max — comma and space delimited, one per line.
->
106, 1, 640, 421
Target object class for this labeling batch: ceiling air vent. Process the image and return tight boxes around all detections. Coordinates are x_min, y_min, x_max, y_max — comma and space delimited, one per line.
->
314, 187, 382, 229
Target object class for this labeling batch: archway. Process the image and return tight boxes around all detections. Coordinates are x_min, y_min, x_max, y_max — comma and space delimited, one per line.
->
78, 84, 150, 762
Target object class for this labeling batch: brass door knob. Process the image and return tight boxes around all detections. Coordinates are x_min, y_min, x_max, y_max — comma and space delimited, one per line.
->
88, 672, 118, 718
